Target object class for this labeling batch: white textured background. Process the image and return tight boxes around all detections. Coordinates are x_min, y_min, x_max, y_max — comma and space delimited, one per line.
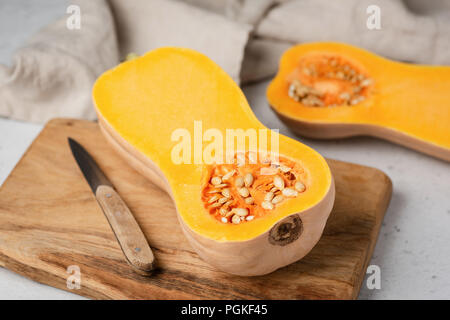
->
0, 0, 449, 299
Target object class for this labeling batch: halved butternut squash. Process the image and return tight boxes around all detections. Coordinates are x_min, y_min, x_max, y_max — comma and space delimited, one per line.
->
93, 47, 334, 276
267, 42, 450, 162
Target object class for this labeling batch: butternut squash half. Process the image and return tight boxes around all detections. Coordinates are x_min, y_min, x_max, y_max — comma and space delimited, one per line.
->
267, 42, 450, 162
93, 48, 335, 276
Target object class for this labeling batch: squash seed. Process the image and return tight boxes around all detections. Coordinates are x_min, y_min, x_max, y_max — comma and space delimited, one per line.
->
232, 214, 241, 224
219, 207, 229, 216
261, 201, 274, 210
350, 95, 365, 105
339, 92, 351, 101
208, 195, 219, 203
235, 176, 244, 188
260, 166, 278, 175
238, 187, 250, 198
244, 173, 254, 187
353, 86, 362, 93
211, 176, 222, 185
282, 188, 298, 197
360, 79, 372, 87
218, 197, 228, 204
264, 192, 274, 202
224, 200, 234, 207
221, 217, 228, 223
273, 176, 285, 190
225, 210, 235, 218
279, 165, 291, 173
295, 181, 306, 192
207, 189, 221, 193
272, 195, 284, 204
221, 188, 231, 198
246, 215, 254, 221
244, 197, 254, 205
210, 202, 221, 208
234, 208, 249, 217
222, 170, 236, 181
215, 183, 227, 188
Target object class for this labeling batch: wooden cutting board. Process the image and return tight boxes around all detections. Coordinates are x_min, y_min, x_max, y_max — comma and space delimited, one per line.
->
0, 119, 392, 299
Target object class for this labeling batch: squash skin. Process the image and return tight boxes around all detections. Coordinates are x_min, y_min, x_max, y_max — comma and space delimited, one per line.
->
93, 47, 335, 276
267, 42, 450, 162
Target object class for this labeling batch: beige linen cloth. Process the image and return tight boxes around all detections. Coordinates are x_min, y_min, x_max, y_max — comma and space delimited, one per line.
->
1, 0, 449, 123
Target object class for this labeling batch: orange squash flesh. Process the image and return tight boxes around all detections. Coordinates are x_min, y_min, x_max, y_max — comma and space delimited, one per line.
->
267, 42, 450, 162
93, 47, 334, 275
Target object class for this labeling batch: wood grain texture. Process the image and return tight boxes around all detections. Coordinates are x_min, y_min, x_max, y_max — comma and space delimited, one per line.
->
0, 119, 392, 299
95, 185, 155, 275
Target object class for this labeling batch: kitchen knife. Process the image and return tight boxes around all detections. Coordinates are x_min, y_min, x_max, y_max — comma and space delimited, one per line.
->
68, 137, 155, 275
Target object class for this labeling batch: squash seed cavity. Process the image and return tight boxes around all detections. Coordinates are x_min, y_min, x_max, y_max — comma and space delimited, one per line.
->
288, 54, 373, 107
202, 152, 308, 224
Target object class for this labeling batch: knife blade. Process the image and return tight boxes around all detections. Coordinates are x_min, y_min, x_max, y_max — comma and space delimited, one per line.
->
68, 137, 155, 275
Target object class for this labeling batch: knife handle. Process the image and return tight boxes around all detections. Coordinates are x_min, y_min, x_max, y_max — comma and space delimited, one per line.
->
95, 185, 155, 275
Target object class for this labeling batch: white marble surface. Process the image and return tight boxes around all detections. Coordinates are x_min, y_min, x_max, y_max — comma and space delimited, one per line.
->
0, 1, 449, 300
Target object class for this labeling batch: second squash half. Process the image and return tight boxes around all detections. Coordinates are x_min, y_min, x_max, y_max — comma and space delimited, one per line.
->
267, 42, 450, 162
